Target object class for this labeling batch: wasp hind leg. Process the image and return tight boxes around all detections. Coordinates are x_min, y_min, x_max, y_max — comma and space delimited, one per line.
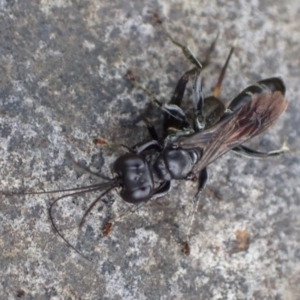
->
165, 29, 220, 70
193, 45, 235, 131
139, 116, 159, 141
126, 70, 192, 137
163, 69, 198, 137
232, 143, 289, 159
164, 30, 202, 70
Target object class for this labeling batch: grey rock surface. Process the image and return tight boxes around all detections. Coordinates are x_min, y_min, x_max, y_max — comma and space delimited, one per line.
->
0, 0, 300, 299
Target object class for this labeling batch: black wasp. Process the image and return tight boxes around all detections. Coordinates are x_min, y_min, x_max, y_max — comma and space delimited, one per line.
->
9, 32, 288, 259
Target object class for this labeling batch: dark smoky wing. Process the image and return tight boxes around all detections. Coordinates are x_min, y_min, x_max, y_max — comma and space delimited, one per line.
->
178, 91, 288, 171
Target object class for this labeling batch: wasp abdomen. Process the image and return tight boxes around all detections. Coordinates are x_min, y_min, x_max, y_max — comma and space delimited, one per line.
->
228, 77, 285, 112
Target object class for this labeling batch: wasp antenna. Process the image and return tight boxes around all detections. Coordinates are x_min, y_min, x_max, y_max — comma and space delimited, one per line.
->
78, 184, 117, 229
43, 183, 111, 194
2, 182, 109, 197
48, 188, 100, 261
49, 181, 117, 261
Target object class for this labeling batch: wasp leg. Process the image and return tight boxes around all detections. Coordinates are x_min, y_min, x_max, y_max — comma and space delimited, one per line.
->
169, 69, 197, 106
192, 71, 226, 131
127, 70, 192, 128
165, 30, 202, 70
132, 140, 162, 154
129, 77, 164, 109
201, 31, 220, 69
103, 201, 148, 237
192, 72, 205, 131
165, 30, 220, 70
193, 45, 235, 131
102, 181, 171, 237
183, 167, 208, 255
232, 144, 289, 159
164, 69, 197, 136
152, 181, 171, 199
140, 116, 159, 140
211, 45, 235, 98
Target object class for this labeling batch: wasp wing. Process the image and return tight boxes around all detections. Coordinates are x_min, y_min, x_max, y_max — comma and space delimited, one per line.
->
178, 90, 288, 171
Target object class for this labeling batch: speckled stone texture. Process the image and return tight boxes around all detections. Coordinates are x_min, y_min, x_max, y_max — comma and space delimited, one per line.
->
0, 0, 299, 299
